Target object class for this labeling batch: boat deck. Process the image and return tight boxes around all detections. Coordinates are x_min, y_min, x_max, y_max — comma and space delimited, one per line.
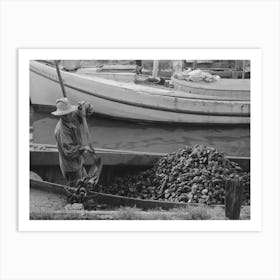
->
174, 78, 250, 91
75, 72, 250, 102
172, 78, 250, 101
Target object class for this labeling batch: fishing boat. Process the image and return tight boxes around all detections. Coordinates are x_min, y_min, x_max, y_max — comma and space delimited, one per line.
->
30, 179, 195, 210
30, 143, 164, 185
30, 144, 250, 210
30, 60, 250, 124
30, 144, 250, 188
30, 144, 250, 174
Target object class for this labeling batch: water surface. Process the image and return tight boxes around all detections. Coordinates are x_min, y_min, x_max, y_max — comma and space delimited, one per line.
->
31, 109, 250, 157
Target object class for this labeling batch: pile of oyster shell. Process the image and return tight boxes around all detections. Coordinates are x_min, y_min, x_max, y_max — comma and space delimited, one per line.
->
100, 145, 250, 205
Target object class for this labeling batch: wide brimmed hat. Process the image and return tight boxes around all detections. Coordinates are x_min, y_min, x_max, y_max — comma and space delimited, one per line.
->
51, 98, 77, 116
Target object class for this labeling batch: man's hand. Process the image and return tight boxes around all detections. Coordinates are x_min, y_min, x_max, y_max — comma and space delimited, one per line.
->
77, 101, 94, 117
79, 145, 94, 157
78, 101, 86, 117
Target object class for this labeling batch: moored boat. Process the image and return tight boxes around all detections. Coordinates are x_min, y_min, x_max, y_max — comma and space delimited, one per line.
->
30, 60, 250, 124
30, 179, 197, 210
30, 144, 250, 185
30, 144, 250, 210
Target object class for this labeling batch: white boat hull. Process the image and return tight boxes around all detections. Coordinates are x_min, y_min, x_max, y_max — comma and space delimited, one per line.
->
30, 61, 250, 124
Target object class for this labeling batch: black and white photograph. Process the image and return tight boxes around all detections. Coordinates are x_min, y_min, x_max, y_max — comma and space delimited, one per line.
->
29, 58, 251, 221
2, 1, 280, 280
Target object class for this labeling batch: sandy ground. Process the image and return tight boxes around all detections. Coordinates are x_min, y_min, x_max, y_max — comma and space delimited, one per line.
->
30, 189, 250, 220
30, 189, 67, 213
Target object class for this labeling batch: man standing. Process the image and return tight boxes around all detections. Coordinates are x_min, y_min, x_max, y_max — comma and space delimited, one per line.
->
51, 98, 94, 187
136, 60, 143, 74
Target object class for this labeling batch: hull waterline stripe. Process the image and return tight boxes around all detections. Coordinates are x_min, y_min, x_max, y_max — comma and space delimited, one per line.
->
30, 68, 250, 117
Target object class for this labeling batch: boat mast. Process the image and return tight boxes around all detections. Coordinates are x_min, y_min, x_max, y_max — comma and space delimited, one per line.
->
232, 60, 239, 79
152, 60, 159, 78
193, 60, 197, 69
242, 60, 246, 79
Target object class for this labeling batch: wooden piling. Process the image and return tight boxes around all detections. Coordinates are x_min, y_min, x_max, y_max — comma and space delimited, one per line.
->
225, 178, 243, 219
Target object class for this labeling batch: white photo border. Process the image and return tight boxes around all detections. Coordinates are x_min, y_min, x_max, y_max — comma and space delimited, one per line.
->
19, 48, 262, 232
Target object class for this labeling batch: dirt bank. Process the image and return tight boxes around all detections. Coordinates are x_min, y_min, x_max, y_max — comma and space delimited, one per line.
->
30, 184, 250, 220
30, 189, 67, 213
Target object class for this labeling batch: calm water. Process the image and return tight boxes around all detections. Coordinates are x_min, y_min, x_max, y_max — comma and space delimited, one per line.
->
30, 109, 250, 157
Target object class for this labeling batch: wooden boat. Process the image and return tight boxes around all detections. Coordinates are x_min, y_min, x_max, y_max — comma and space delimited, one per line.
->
30, 179, 196, 210
30, 143, 250, 185
30, 144, 250, 210
30, 144, 250, 168
30, 60, 250, 124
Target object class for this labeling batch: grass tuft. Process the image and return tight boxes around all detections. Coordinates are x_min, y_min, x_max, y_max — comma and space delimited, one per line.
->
113, 207, 143, 220
186, 205, 212, 220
